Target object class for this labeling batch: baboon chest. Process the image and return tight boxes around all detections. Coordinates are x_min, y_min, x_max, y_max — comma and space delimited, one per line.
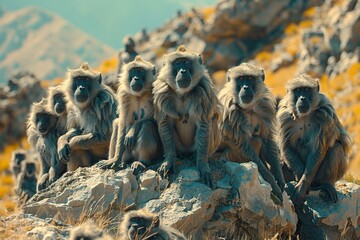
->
173, 96, 197, 146
128, 97, 153, 125
244, 111, 263, 136
291, 118, 313, 149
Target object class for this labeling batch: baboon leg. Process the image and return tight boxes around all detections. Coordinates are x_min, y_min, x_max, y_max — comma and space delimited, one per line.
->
68, 150, 91, 171
251, 136, 262, 156
132, 121, 162, 174
312, 142, 347, 203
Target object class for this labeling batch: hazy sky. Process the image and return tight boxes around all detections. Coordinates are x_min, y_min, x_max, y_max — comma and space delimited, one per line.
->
1, 0, 216, 49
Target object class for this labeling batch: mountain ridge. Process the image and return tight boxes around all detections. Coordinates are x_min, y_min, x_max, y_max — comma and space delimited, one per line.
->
0, 6, 115, 83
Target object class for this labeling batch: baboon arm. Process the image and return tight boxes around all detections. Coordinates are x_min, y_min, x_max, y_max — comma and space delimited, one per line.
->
113, 127, 126, 163
263, 138, 285, 189
240, 140, 283, 197
69, 133, 109, 150
58, 128, 79, 147
196, 120, 210, 167
300, 148, 326, 187
158, 116, 176, 161
283, 144, 305, 181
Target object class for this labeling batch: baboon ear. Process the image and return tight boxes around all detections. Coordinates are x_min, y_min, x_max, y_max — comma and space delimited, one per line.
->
260, 69, 265, 81
98, 74, 102, 84
197, 54, 203, 65
152, 66, 156, 76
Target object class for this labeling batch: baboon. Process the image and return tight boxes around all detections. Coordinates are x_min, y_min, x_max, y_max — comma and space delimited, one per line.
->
26, 99, 66, 191
218, 63, 285, 200
15, 159, 37, 202
118, 209, 187, 240
47, 85, 68, 134
277, 74, 351, 205
118, 36, 138, 74
153, 45, 221, 188
97, 56, 162, 174
58, 63, 118, 171
10, 149, 27, 178
69, 221, 112, 240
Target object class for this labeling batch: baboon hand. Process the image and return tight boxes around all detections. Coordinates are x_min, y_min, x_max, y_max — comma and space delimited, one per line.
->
96, 158, 116, 169
131, 161, 146, 175
291, 180, 307, 206
58, 143, 70, 164
48, 167, 56, 186
37, 173, 49, 191
158, 158, 173, 178
198, 164, 215, 189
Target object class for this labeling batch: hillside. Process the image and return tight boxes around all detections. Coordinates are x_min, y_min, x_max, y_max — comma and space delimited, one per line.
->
0, 0, 359, 239
0, 6, 115, 83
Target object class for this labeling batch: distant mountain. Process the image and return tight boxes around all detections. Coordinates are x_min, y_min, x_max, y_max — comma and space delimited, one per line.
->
0, 7, 115, 83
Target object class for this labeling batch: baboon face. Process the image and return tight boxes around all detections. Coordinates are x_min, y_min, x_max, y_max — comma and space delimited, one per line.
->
127, 216, 157, 239
25, 162, 36, 178
14, 153, 26, 167
286, 74, 320, 117
71, 74, 101, 107
53, 93, 66, 115
172, 57, 193, 90
128, 67, 147, 93
36, 112, 57, 135
292, 87, 314, 115
236, 75, 258, 105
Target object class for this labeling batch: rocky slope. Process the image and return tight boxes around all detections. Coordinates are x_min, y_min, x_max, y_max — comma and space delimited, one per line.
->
0, 0, 360, 239
0, 7, 115, 83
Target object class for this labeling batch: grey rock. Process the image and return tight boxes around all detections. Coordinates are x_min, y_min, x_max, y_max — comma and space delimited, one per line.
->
340, 6, 360, 52
299, 181, 360, 239
24, 167, 137, 222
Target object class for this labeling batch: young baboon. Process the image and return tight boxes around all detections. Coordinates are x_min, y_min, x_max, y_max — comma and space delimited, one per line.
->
277, 74, 351, 205
26, 99, 66, 191
153, 45, 221, 188
15, 159, 37, 202
69, 221, 112, 240
47, 85, 68, 134
10, 149, 27, 178
58, 63, 118, 171
118, 209, 187, 240
218, 63, 285, 200
97, 56, 162, 174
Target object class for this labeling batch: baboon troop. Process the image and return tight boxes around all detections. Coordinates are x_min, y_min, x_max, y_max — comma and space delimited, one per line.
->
19, 45, 351, 237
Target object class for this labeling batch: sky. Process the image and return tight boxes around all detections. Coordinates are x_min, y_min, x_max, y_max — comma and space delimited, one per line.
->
1, 0, 216, 49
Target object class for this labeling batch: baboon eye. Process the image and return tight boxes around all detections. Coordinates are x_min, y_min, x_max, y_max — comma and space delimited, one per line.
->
304, 87, 309, 91
184, 59, 189, 64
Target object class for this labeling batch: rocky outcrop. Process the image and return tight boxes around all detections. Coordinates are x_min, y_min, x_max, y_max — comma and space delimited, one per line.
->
23, 161, 298, 239
298, 181, 360, 239
0, 72, 45, 150
296, 0, 360, 76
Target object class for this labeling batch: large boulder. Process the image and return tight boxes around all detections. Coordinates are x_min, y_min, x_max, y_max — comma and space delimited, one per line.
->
298, 181, 360, 239
23, 161, 298, 239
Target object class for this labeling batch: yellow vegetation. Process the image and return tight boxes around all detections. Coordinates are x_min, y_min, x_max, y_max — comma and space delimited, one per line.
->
302, 7, 316, 18
202, 7, 216, 22
97, 56, 118, 74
